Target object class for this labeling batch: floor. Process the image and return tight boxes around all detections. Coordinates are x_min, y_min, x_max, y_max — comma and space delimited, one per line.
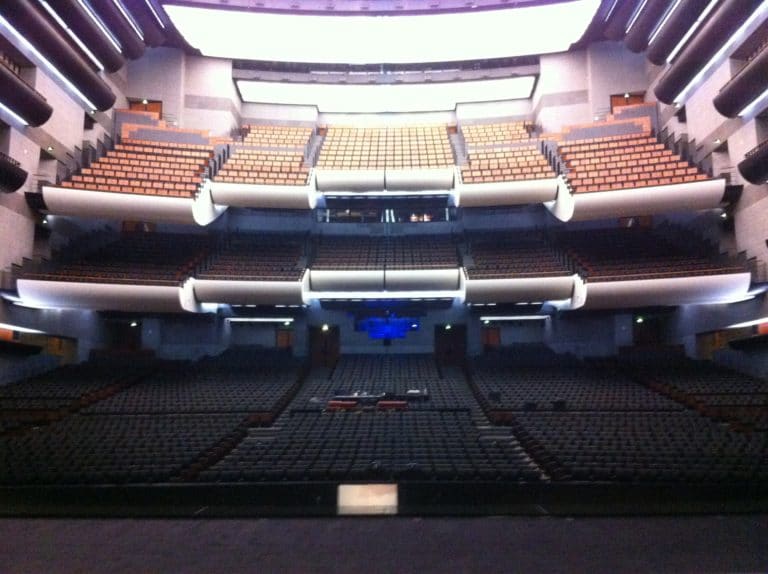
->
1, 514, 767, 573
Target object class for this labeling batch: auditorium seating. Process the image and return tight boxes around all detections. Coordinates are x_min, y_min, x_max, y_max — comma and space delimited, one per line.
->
1, 347, 767, 486
512, 411, 767, 482
461, 121, 533, 147
469, 346, 768, 483
201, 354, 539, 482
627, 355, 768, 432
458, 120, 554, 184
460, 144, 555, 184
84, 348, 301, 419
466, 233, 572, 279
242, 124, 313, 148
60, 138, 212, 198
293, 354, 476, 410
0, 348, 301, 484
558, 227, 745, 281
311, 235, 459, 270
16, 232, 210, 285
558, 118, 710, 193
198, 235, 304, 281
316, 125, 454, 169
215, 124, 312, 186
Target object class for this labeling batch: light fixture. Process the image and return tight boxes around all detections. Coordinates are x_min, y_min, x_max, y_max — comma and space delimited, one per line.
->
410, 323, 418, 329
625, 0, 649, 33
42, 217, 48, 225
46, 146, 54, 152
0, 322, 45, 334
142, 98, 148, 105
143, 0, 166, 29
738, 87, 768, 119
720, 212, 728, 219
76, 0, 122, 52
0, 13, 99, 110
445, 324, 452, 330
283, 320, 291, 326
480, 316, 549, 322
726, 317, 768, 329
0, 101, 29, 126
110, 0, 144, 41
38, 0, 105, 70
166, 1, 601, 64
666, 0, 719, 63
483, 319, 490, 325
130, 321, 138, 327
227, 318, 294, 324
714, 139, 721, 145
321, 323, 329, 332
236, 76, 537, 113
635, 316, 644, 324
647, 0, 684, 46
673, 2, 768, 105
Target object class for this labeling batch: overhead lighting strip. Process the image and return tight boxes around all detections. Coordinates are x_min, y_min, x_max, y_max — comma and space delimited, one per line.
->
674, 2, 768, 104
647, 0, 683, 45
76, 0, 122, 53
625, 0, 649, 33
38, 0, 105, 71
666, 0, 719, 63
0, 101, 30, 126
0, 13, 98, 111
111, 0, 144, 41
738, 87, 768, 118
143, 0, 166, 29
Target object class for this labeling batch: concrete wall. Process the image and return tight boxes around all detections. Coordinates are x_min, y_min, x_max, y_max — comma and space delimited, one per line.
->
184, 55, 241, 136
125, 47, 186, 125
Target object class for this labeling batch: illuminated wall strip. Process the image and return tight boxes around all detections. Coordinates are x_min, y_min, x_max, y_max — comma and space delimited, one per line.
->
76, 0, 122, 53
226, 318, 294, 323
111, 0, 144, 40
727, 316, 768, 329
38, 0, 105, 71
625, 0, 649, 33
666, 0, 719, 63
647, 0, 683, 45
738, 87, 768, 118
143, 0, 166, 29
674, 2, 768, 104
0, 14, 99, 111
479, 316, 550, 321
0, 100, 29, 126
0, 322, 45, 334
603, 0, 620, 21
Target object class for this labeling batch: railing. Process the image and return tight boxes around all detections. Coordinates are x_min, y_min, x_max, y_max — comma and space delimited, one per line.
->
0, 151, 20, 167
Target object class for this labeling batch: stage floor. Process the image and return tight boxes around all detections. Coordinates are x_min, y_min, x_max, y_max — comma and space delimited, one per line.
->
1, 514, 767, 573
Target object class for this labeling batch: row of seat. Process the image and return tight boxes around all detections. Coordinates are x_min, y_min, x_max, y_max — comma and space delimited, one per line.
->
560, 132, 710, 193
242, 125, 313, 149
461, 121, 533, 148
